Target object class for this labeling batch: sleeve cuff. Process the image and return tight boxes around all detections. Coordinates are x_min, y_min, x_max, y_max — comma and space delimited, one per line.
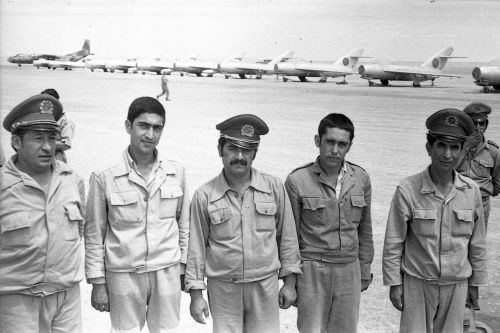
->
278, 264, 302, 278
88, 277, 106, 284
179, 263, 186, 275
184, 280, 207, 293
360, 264, 372, 281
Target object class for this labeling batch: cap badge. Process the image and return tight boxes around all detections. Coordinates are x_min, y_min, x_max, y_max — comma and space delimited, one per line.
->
444, 115, 458, 127
474, 105, 482, 112
39, 100, 53, 114
241, 125, 254, 137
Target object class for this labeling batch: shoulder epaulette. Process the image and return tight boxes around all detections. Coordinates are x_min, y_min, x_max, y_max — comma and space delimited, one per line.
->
487, 140, 499, 149
346, 161, 366, 172
290, 162, 314, 174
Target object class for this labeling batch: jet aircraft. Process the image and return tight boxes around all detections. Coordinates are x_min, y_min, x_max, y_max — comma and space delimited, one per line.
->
136, 58, 173, 75
8, 39, 90, 66
172, 52, 244, 77
274, 49, 366, 83
44, 57, 90, 70
86, 58, 108, 72
358, 47, 463, 87
472, 62, 500, 93
218, 50, 294, 79
106, 58, 138, 73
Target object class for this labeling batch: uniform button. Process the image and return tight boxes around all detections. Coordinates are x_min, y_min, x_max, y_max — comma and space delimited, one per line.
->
231, 277, 237, 282
144, 196, 148, 201
235, 193, 239, 198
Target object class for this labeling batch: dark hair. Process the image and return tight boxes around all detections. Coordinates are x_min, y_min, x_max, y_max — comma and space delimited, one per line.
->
127, 97, 165, 125
218, 137, 228, 149
41, 88, 59, 100
318, 113, 354, 141
11, 128, 29, 152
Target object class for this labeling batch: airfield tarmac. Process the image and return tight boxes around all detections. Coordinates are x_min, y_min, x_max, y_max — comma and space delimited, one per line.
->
0, 64, 499, 332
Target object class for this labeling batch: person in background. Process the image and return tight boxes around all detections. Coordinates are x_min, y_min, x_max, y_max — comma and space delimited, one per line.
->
41, 88, 75, 163
156, 71, 170, 101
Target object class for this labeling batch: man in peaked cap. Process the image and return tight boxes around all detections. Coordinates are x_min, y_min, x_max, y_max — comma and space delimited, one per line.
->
185, 114, 301, 333
285, 113, 374, 333
85, 97, 189, 333
0, 94, 86, 333
383, 108, 487, 333
456, 101, 500, 230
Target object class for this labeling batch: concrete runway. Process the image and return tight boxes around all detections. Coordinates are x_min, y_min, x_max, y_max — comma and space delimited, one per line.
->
1, 64, 499, 332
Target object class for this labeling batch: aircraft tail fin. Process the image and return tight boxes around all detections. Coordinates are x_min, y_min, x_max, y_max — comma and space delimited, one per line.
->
81, 39, 90, 56
268, 50, 295, 66
333, 49, 365, 67
421, 47, 465, 70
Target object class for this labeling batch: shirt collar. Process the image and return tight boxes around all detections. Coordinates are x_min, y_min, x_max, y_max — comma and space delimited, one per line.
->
421, 166, 469, 194
113, 147, 172, 177
210, 167, 271, 202
312, 156, 348, 180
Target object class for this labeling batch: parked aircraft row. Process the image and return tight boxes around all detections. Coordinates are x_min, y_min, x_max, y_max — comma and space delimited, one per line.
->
7, 41, 500, 91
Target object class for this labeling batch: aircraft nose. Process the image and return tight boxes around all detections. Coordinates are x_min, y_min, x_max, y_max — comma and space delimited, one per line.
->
7, 57, 13, 62
358, 65, 365, 75
472, 67, 481, 80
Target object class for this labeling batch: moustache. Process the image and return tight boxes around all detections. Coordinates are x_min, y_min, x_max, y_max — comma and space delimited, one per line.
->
230, 159, 247, 166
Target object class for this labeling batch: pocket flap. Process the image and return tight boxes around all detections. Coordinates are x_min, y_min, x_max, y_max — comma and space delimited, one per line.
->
110, 191, 138, 205
64, 203, 83, 221
413, 209, 437, 220
454, 209, 473, 222
478, 159, 492, 168
255, 202, 277, 215
160, 185, 183, 199
302, 197, 326, 210
350, 195, 367, 208
209, 207, 230, 225
1, 214, 30, 233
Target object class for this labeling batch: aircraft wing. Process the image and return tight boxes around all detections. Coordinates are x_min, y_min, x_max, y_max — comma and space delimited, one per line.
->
294, 63, 357, 75
383, 67, 461, 78
234, 63, 265, 72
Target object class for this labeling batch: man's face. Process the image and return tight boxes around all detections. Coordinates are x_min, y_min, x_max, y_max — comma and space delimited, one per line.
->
315, 127, 352, 170
218, 142, 256, 179
13, 130, 57, 172
472, 118, 487, 135
426, 138, 462, 173
125, 113, 164, 155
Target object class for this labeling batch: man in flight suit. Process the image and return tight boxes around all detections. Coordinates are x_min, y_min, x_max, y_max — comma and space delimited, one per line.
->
455, 101, 499, 230
185, 114, 301, 333
285, 113, 374, 333
0, 94, 85, 333
85, 97, 189, 333
383, 108, 487, 333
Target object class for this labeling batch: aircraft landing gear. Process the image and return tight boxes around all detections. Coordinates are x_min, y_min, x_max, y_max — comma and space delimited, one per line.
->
283, 77, 288, 82
431, 79, 435, 86
380, 79, 389, 86
256, 74, 262, 79
412, 82, 421, 88
319, 77, 327, 83
299, 76, 308, 82
225, 74, 230, 79
180, 72, 184, 76
196, 73, 202, 77
336, 76, 348, 84
368, 80, 374, 87
239, 74, 246, 79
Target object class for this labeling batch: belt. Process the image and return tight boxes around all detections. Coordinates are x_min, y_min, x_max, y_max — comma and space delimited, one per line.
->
482, 197, 489, 202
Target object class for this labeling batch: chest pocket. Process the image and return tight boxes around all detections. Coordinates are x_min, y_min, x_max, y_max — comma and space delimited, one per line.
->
0, 214, 31, 247
452, 209, 474, 238
475, 156, 494, 177
109, 191, 142, 223
64, 202, 83, 241
209, 206, 233, 240
412, 209, 438, 238
349, 195, 367, 223
302, 196, 326, 225
255, 202, 277, 231
159, 185, 183, 219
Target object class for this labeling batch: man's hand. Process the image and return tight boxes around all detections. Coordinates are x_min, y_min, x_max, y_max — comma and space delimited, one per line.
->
189, 290, 210, 324
389, 285, 404, 311
466, 286, 480, 310
91, 283, 110, 312
279, 274, 297, 309
464, 131, 483, 151
361, 274, 373, 292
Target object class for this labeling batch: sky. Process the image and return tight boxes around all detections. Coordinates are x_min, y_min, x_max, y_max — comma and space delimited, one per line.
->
1, 0, 499, 63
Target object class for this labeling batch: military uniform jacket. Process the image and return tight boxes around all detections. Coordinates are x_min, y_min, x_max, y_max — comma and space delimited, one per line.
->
285, 158, 374, 280
85, 149, 189, 281
0, 156, 85, 295
184, 168, 301, 291
456, 139, 500, 197
382, 168, 487, 286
